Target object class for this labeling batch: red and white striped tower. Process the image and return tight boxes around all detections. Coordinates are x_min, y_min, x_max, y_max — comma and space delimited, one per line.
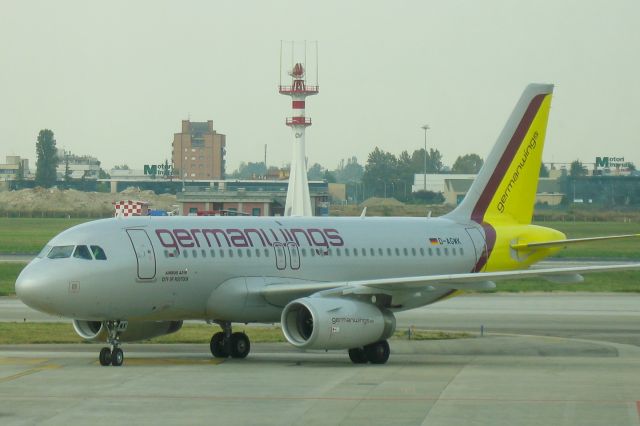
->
280, 61, 318, 216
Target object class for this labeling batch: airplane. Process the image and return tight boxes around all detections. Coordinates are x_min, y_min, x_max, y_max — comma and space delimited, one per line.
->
15, 84, 640, 366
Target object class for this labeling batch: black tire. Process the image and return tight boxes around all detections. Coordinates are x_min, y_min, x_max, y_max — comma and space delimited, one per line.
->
229, 332, 250, 359
210, 332, 229, 358
111, 348, 124, 366
364, 340, 390, 364
99, 347, 111, 366
348, 348, 368, 364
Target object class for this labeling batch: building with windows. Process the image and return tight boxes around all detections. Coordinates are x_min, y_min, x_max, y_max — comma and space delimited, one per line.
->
56, 149, 101, 179
172, 120, 226, 180
413, 174, 563, 206
177, 180, 329, 216
0, 156, 29, 181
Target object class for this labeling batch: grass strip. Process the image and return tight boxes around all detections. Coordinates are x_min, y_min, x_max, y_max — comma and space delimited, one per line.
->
0, 322, 469, 345
0, 263, 24, 296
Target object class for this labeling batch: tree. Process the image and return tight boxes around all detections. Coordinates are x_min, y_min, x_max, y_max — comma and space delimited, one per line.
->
35, 129, 58, 187
231, 162, 267, 179
413, 190, 445, 204
335, 157, 364, 183
63, 154, 72, 185
307, 163, 324, 180
114, 164, 130, 170
452, 153, 484, 173
539, 163, 550, 177
410, 148, 443, 174
323, 170, 337, 183
569, 160, 587, 177
363, 147, 398, 197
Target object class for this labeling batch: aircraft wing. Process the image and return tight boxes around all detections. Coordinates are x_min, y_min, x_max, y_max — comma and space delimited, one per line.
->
261, 263, 640, 303
511, 234, 640, 250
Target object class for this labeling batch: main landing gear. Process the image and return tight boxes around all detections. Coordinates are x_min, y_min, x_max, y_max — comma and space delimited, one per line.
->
210, 321, 251, 359
98, 320, 127, 367
348, 340, 390, 364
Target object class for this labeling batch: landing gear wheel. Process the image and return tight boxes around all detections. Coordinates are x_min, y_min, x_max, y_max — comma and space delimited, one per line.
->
210, 332, 229, 358
348, 347, 368, 364
229, 332, 250, 359
364, 340, 390, 364
111, 347, 124, 366
99, 347, 112, 366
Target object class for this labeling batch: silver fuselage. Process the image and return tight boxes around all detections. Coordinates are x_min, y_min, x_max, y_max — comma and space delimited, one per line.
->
16, 216, 485, 322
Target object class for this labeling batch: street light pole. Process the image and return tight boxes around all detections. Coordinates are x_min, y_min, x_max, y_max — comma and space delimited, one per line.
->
421, 125, 430, 191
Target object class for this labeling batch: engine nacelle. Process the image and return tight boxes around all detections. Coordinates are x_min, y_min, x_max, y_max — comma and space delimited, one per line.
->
72, 320, 183, 343
281, 297, 395, 350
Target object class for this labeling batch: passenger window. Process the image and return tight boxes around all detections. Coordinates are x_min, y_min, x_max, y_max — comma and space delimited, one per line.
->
201, 249, 206, 258
361, 248, 366, 256
73, 245, 92, 260
387, 248, 392, 256
247, 249, 251, 257
237, 249, 243, 258
403, 248, 408, 256
444, 247, 449, 256
220, 250, 225, 258
370, 248, 375, 256
37, 245, 52, 258
378, 248, 383, 256
192, 249, 198, 258
411, 248, 416, 256
210, 249, 216, 258
428, 248, 433, 256
452, 248, 457, 256
183, 251, 188, 258
345, 248, 350, 256
336, 248, 341, 256
89, 245, 107, 260
436, 248, 441, 256
420, 247, 425, 256
395, 248, 400, 256
353, 249, 358, 257
256, 249, 261, 257
460, 248, 464, 256
229, 249, 234, 258
48, 245, 74, 259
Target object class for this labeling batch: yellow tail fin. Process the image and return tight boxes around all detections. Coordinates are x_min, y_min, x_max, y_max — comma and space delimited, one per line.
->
448, 84, 554, 225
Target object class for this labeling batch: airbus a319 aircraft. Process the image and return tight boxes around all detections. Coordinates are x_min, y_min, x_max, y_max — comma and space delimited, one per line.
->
16, 84, 639, 366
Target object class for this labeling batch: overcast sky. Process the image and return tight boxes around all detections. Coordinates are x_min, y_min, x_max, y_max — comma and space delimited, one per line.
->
1, 0, 639, 172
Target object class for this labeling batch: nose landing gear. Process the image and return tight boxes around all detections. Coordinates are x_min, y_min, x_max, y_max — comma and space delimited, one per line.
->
98, 320, 127, 367
209, 321, 251, 359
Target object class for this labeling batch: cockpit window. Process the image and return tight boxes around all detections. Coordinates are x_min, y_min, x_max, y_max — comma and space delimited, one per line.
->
37, 245, 52, 258
73, 245, 93, 260
47, 245, 75, 259
91, 245, 107, 260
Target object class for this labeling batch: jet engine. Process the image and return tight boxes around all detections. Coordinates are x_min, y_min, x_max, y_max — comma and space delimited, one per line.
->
72, 320, 183, 343
281, 297, 395, 350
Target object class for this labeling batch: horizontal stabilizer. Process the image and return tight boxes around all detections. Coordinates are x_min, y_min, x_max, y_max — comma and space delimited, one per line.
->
511, 234, 640, 250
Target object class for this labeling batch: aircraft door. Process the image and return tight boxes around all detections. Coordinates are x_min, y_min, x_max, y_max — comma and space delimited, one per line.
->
464, 227, 488, 272
126, 229, 157, 280
287, 242, 300, 270
273, 242, 287, 270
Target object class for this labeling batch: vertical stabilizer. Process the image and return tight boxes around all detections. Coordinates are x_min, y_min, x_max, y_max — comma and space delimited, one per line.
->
447, 84, 554, 225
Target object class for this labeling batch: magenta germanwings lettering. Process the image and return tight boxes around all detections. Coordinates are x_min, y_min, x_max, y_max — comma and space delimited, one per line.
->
155, 227, 344, 253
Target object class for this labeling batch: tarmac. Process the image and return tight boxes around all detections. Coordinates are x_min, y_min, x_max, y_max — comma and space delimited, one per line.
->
1, 293, 640, 425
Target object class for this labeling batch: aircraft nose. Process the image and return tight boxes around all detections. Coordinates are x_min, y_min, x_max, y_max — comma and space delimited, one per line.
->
15, 263, 54, 313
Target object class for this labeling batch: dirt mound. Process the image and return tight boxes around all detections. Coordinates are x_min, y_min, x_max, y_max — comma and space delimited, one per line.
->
360, 197, 405, 207
0, 187, 176, 217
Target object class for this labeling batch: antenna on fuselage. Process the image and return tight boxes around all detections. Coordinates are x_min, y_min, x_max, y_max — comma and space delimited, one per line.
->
427, 210, 432, 218
360, 207, 367, 218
